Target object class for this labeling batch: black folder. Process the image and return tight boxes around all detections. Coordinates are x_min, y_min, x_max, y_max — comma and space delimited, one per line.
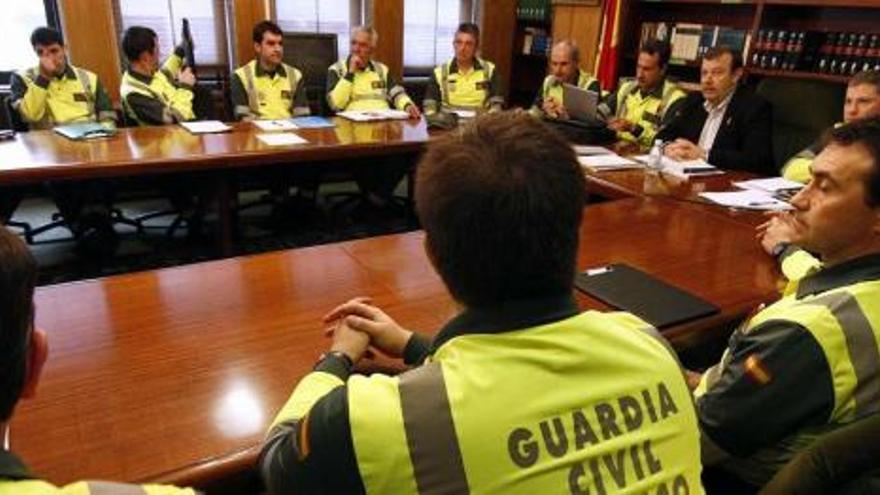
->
574, 263, 719, 329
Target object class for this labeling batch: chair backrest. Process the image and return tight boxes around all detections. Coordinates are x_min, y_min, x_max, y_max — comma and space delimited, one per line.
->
4, 96, 29, 132
760, 414, 880, 495
282, 32, 338, 116
756, 77, 844, 171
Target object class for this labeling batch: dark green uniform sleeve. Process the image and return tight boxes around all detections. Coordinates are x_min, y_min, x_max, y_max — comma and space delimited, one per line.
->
230, 73, 253, 121
125, 92, 176, 125
697, 320, 835, 458
587, 79, 601, 94
260, 356, 366, 495
94, 80, 117, 124
403, 333, 432, 366
603, 86, 620, 117
487, 67, 504, 110
424, 71, 442, 113
293, 77, 311, 116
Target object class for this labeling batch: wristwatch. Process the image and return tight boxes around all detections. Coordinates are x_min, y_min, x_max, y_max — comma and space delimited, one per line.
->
771, 242, 791, 260
317, 350, 354, 369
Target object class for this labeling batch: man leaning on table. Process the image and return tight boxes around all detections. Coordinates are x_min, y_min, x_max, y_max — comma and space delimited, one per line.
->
259, 112, 704, 494
0, 227, 197, 495
690, 118, 880, 490
657, 45, 774, 175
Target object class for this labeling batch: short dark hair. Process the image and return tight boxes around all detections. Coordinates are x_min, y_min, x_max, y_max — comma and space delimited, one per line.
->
0, 227, 38, 421
456, 22, 480, 42
849, 70, 880, 94
121, 26, 158, 62
640, 39, 671, 68
253, 20, 283, 44
702, 45, 743, 71
823, 117, 880, 207
30, 27, 64, 48
415, 112, 586, 307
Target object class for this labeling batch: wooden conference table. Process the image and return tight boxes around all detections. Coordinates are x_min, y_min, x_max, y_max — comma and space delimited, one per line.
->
17, 195, 782, 489
0, 118, 430, 253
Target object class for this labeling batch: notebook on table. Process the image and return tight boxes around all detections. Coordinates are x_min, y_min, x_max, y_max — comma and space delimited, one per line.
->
574, 263, 719, 329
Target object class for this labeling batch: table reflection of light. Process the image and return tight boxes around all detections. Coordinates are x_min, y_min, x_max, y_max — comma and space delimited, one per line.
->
213, 380, 265, 438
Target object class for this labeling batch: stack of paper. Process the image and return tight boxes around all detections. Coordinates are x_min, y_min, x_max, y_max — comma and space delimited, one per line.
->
699, 190, 793, 211
337, 110, 410, 122
578, 154, 641, 171
180, 121, 232, 134
733, 177, 804, 193
253, 120, 299, 131
256, 133, 308, 146
451, 109, 476, 119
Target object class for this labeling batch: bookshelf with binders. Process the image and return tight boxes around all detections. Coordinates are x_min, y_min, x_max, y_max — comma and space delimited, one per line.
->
617, 0, 880, 88
510, 0, 555, 107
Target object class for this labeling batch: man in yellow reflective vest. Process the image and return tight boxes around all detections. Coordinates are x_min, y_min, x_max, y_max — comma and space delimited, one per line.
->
231, 20, 309, 121
530, 39, 600, 120
259, 112, 704, 494
782, 70, 880, 183
120, 26, 196, 126
327, 26, 420, 209
119, 26, 205, 236
9, 27, 119, 257
231, 20, 314, 214
0, 228, 197, 495
692, 118, 880, 490
604, 39, 686, 149
424, 23, 505, 116
326, 26, 419, 118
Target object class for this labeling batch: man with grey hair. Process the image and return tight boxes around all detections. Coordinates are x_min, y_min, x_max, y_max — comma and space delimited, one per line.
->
326, 26, 421, 208
326, 25, 420, 118
530, 39, 600, 120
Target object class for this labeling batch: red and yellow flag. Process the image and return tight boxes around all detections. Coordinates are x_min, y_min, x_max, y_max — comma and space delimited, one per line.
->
595, 0, 623, 91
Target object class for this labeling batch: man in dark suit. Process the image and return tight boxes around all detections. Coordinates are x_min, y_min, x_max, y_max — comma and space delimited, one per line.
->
658, 46, 774, 175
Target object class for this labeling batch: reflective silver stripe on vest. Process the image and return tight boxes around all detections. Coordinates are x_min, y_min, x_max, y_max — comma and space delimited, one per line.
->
121, 75, 175, 125
398, 362, 469, 495
440, 63, 451, 107
285, 64, 299, 113
810, 291, 880, 417
85, 481, 148, 495
243, 63, 260, 114
74, 67, 95, 118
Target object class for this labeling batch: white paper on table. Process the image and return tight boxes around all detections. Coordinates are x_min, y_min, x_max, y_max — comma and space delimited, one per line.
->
572, 145, 614, 156
699, 190, 794, 210
256, 133, 308, 146
734, 177, 804, 193
253, 119, 299, 131
337, 110, 410, 122
180, 120, 232, 134
577, 154, 641, 170
451, 109, 477, 119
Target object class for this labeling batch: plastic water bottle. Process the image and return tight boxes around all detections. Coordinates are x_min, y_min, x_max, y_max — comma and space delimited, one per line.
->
648, 139, 664, 172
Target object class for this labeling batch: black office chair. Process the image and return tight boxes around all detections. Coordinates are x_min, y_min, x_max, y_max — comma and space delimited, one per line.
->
759, 414, 880, 495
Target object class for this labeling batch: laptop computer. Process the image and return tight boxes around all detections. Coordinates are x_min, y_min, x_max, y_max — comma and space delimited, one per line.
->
562, 84, 602, 124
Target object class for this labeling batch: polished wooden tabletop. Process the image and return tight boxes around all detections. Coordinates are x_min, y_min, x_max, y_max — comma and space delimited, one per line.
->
0, 118, 430, 184
584, 167, 773, 227
15, 196, 781, 488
